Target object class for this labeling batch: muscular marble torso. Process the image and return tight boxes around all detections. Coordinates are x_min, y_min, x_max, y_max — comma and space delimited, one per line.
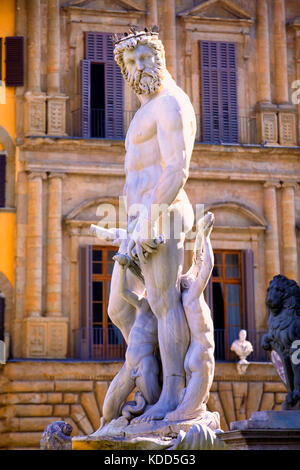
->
124, 82, 196, 220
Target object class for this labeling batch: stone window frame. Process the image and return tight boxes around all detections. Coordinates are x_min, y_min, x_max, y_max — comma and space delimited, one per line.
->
0, 272, 13, 352
0, 126, 15, 209
64, 6, 144, 138
178, 13, 254, 144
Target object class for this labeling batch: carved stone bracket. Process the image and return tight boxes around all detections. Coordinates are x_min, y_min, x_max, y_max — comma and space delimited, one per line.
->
24, 91, 46, 136
278, 107, 297, 146
256, 103, 278, 145
23, 316, 68, 358
47, 95, 68, 136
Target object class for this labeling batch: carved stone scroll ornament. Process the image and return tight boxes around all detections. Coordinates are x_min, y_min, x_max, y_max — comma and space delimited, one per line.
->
40, 421, 72, 450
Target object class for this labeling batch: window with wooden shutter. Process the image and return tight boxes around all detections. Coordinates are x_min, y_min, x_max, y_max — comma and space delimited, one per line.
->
5, 36, 24, 87
81, 32, 124, 139
200, 40, 239, 144
0, 295, 4, 342
211, 250, 244, 360
77, 245, 126, 360
0, 39, 2, 82
0, 154, 6, 208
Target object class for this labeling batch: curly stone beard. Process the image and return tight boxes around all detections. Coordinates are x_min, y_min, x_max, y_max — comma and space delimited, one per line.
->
126, 67, 163, 95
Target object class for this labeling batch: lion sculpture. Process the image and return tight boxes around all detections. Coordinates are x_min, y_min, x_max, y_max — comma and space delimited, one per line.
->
262, 274, 300, 410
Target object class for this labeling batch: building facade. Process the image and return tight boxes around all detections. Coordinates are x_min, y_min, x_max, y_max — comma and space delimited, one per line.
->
0, 0, 18, 369
0, 0, 300, 448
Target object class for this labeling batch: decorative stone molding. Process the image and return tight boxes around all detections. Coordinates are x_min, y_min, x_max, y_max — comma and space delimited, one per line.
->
256, 104, 278, 145
278, 109, 297, 146
22, 317, 68, 358
0, 127, 15, 208
47, 95, 68, 136
24, 92, 46, 136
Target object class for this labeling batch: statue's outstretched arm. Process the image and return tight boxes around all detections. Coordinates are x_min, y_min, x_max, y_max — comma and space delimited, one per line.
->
188, 217, 214, 300
115, 253, 143, 310
89, 225, 126, 246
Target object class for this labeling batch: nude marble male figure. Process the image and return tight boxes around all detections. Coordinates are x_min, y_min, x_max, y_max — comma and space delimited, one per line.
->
165, 212, 215, 422
107, 29, 197, 421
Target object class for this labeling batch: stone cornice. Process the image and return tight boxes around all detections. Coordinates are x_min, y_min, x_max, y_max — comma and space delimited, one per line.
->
18, 137, 300, 156
65, 6, 144, 21
18, 139, 300, 183
180, 16, 253, 29
178, 0, 252, 21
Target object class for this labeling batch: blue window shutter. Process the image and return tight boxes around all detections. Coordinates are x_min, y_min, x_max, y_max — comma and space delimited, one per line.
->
81, 59, 91, 138
79, 245, 93, 359
200, 40, 239, 144
83, 32, 123, 139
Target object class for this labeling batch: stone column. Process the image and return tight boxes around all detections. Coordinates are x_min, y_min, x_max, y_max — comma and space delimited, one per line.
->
23, 171, 68, 358
281, 182, 298, 281
273, 0, 297, 145
25, 172, 44, 317
163, 0, 177, 80
46, 173, 64, 316
273, 0, 288, 105
47, 0, 68, 136
146, 0, 158, 28
263, 181, 280, 288
25, 0, 46, 135
257, 0, 271, 104
12, 171, 27, 357
256, 0, 278, 144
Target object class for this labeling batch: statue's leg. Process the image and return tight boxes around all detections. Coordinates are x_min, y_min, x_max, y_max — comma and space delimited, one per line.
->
101, 363, 135, 426
164, 345, 215, 422
132, 234, 190, 422
107, 238, 144, 343
135, 355, 161, 405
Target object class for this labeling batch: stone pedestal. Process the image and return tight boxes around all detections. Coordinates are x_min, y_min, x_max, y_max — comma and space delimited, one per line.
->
218, 410, 300, 450
23, 316, 68, 358
24, 92, 46, 136
47, 95, 68, 136
72, 412, 224, 451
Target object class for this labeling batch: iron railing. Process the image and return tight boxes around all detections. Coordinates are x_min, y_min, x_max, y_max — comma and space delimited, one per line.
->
195, 115, 258, 145
73, 326, 126, 361
73, 326, 269, 362
70, 109, 259, 145
91, 108, 105, 138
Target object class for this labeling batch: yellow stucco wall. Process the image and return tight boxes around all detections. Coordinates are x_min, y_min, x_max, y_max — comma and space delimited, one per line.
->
0, 212, 15, 286
0, 0, 16, 288
0, 0, 15, 143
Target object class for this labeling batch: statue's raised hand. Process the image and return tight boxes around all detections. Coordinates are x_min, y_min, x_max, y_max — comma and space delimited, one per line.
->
128, 216, 159, 264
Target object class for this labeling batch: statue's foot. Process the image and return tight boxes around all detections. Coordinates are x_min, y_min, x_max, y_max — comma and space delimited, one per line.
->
164, 409, 187, 422
130, 403, 168, 424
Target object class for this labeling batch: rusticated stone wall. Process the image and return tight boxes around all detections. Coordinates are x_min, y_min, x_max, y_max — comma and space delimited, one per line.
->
0, 361, 286, 449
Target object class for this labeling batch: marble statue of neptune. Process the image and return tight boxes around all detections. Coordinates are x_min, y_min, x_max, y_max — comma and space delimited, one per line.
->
106, 27, 197, 422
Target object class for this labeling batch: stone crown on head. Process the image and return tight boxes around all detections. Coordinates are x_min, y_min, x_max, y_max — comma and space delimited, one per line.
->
112, 25, 159, 47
